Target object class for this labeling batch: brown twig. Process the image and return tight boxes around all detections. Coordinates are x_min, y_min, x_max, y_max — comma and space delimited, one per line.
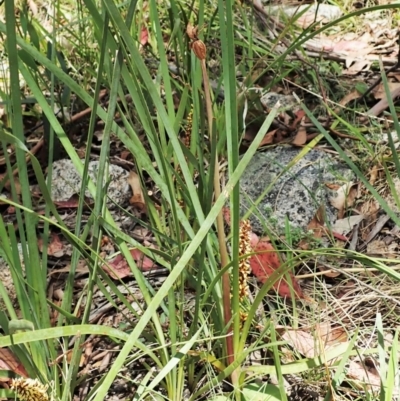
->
68, 89, 108, 122
361, 86, 400, 120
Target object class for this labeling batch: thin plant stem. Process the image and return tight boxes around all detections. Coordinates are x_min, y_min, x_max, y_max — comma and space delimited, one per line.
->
187, 23, 235, 376
200, 58, 234, 368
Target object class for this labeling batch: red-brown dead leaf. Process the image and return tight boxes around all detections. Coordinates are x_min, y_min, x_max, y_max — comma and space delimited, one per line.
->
332, 231, 349, 241
38, 233, 65, 257
292, 127, 307, 146
0, 348, 28, 377
103, 248, 157, 279
306, 205, 326, 239
120, 150, 131, 160
274, 129, 286, 144
223, 207, 305, 300
336, 280, 357, 299
290, 110, 306, 130
53, 195, 92, 209
298, 205, 326, 250
140, 26, 149, 46
258, 130, 277, 147
250, 240, 304, 300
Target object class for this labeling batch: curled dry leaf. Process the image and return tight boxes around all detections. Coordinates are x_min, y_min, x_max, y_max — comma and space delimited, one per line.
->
258, 129, 277, 147
290, 110, 306, 129
127, 171, 146, 212
326, 326, 348, 344
103, 248, 157, 279
98, 351, 112, 373
335, 89, 362, 113
332, 215, 365, 236
38, 233, 65, 257
53, 196, 83, 208
0, 348, 28, 377
281, 323, 348, 359
329, 181, 358, 219
250, 240, 305, 300
369, 164, 379, 185
301, 205, 343, 249
49, 259, 88, 276
306, 205, 326, 239
291, 127, 307, 146
186, 23, 198, 40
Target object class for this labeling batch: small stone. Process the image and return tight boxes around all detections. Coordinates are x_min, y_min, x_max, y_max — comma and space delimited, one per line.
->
260, 92, 300, 112
49, 159, 131, 208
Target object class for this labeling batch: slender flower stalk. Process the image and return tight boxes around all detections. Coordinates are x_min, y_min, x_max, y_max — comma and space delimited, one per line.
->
187, 24, 235, 372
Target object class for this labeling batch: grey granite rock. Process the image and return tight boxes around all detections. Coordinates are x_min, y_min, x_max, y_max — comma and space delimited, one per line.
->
0, 243, 23, 309
49, 159, 131, 208
265, 3, 342, 25
238, 147, 354, 234
260, 92, 300, 113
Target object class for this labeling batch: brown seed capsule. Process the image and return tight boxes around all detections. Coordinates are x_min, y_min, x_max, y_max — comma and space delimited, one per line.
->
192, 40, 206, 60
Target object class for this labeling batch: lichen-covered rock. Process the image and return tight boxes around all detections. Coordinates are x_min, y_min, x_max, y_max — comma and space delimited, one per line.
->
0, 264, 16, 309
237, 147, 354, 234
49, 160, 131, 208
264, 3, 342, 26
0, 243, 23, 310
260, 92, 299, 113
